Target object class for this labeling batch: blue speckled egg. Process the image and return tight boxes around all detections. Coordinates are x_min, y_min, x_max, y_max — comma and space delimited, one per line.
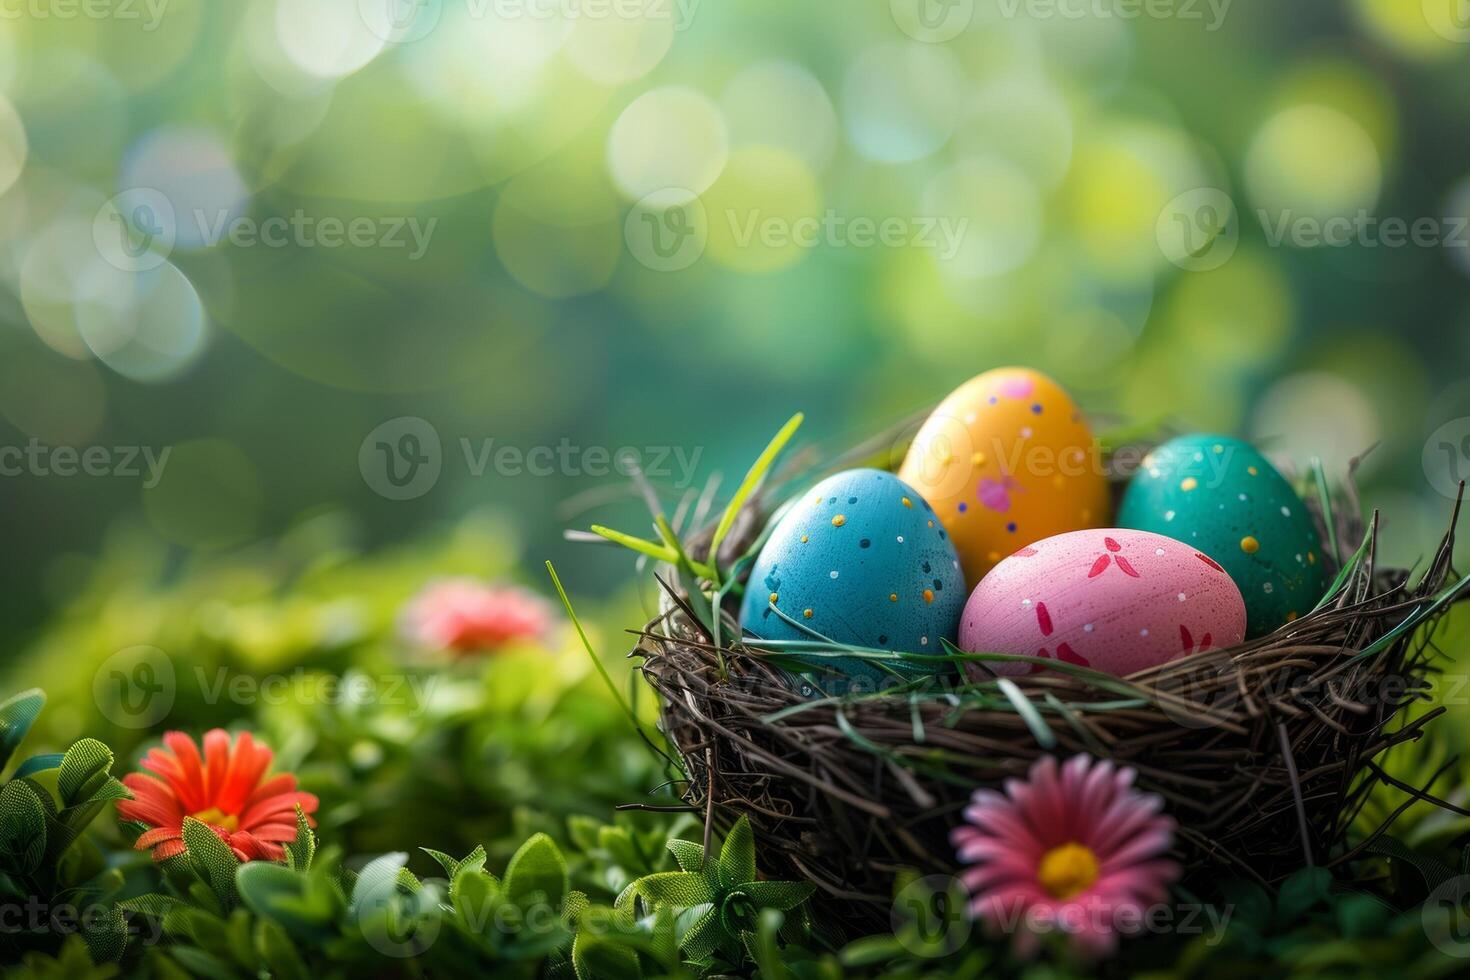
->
1117, 434, 1328, 638
738, 468, 966, 693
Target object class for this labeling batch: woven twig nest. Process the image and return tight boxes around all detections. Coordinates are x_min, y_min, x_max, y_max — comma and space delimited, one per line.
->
627, 435, 1468, 929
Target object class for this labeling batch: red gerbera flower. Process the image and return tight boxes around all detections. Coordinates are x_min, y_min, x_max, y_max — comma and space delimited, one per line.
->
117, 730, 318, 863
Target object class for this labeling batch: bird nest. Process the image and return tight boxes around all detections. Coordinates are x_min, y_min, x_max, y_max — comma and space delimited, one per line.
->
620, 426, 1470, 927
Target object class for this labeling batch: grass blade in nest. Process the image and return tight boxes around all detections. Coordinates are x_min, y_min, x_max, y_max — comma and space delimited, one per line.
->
654, 514, 717, 642
590, 524, 716, 579
1311, 457, 1340, 564
909, 692, 926, 744
707, 413, 804, 587
1311, 524, 1374, 615
1042, 692, 1108, 755
1353, 570, 1470, 660
994, 678, 1056, 749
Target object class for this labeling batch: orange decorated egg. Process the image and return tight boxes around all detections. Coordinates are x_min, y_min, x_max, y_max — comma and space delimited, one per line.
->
898, 367, 1110, 582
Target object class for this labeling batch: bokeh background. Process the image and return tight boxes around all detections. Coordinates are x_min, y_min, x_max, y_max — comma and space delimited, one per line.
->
4, 0, 1470, 657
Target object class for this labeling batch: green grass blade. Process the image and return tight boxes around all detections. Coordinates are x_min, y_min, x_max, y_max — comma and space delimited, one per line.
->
707, 413, 804, 586
653, 515, 717, 641
545, 561, 658, 748
995, 678, 1057, 749
591, 524, 715, 580
1311, 457, 1340, 563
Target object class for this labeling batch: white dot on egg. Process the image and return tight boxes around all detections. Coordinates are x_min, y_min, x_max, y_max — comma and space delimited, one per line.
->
1177, 593, 1187, 602
1263, 582, 1274, 594
896, 535, 905, 543
1021, 598, 1032, 607
1281, 506, 1291, 517
829, 570, 839, 579
1154, 548, 1165, 556
1139, 628, 1149, 637
1238, 493, 1247, 501
920, 636, 929, 646
1295, 554, 1303, 563
1020, 427, 1034, 438
1148, 469, 1161, 479
1083, 623, 1094, 633
1164, 510, 1176, 522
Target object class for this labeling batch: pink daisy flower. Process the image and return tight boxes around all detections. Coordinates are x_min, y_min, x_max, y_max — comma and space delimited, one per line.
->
951, 754, 1179, 960
400, 578, 554, 655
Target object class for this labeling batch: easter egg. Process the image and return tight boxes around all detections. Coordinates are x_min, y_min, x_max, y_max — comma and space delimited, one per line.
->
898, 367, 1110, 583
1117, 434, 1328, 637
958, 528, 1247, 679
739, 468, 966, 692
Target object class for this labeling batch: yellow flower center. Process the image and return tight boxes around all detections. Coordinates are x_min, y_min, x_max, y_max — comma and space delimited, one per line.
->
192, 806, 239, 832
1037, 842, 1099, 900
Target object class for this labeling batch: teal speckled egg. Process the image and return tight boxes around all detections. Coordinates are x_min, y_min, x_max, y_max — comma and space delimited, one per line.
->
1117, 434, 1328, 638
739, 468, 966, 694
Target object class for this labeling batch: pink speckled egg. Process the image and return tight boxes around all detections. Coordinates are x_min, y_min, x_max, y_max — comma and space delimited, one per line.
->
958, 528, 1247, 679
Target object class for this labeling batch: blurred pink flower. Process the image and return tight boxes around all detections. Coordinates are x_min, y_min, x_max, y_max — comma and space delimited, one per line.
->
401, 578, 555, 654
951, 754, 1179, 960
